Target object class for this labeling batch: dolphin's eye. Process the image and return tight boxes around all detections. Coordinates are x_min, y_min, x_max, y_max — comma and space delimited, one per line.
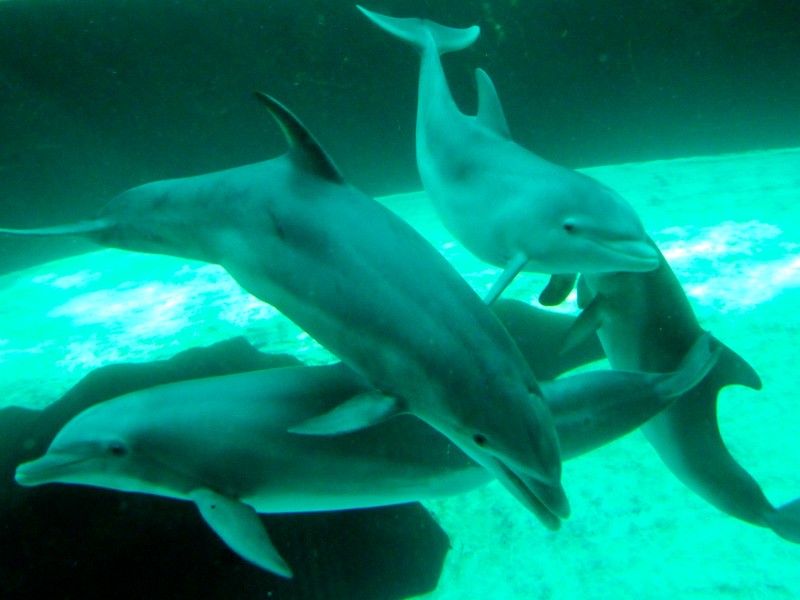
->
473, 433, 488, 447
562, 220, 576, 233
107, 441, 127, 457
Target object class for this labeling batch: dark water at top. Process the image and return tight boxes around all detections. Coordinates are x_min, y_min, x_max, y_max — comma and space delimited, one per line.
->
1, 0, 799, 271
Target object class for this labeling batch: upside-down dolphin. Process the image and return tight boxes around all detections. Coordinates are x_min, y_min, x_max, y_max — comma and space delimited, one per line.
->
356, 6, 659, 304
1, 95, 569, 525
564, 236, 800, 543
16, 332, 717, 577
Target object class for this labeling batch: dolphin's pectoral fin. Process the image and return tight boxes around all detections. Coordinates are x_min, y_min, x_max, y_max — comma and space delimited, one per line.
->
190, 488, 293, 578
288, 392, 402, 435
539, 274, 577, 306
713, 335, 763, 391
253, 92, 346, 185
562, 295, 607, 354
765, 498, 800, 544
475, 68, 511, 139
576, 275, 595, 309
0, 219, 111, 237
483, 251, 529, 305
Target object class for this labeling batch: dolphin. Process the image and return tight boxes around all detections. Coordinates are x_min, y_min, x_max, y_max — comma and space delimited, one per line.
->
564, 236, 800, 543
491, 298, 605, 380
1, 94, 571, 525
356, 6, 659, 304
16, 332, 717, 577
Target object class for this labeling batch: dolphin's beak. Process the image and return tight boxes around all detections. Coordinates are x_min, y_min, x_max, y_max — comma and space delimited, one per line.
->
15, 454, 84, 487
480, 455, 567, 528
588, 237, 660, 273
0, 219, 112, 237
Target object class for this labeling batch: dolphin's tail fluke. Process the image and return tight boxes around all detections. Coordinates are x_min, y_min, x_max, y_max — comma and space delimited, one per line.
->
357, 5, 479, 55
0, 219, 111, 237
765, 498, 800, 544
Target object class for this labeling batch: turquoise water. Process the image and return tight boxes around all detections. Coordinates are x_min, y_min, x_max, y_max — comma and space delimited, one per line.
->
1, 148, 798, 597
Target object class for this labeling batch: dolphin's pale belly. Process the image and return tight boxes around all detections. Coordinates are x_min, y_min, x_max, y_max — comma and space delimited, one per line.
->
242, 467, 490, 514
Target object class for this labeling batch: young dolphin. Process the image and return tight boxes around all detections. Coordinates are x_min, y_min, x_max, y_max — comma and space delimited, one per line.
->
16, 332, 717, 578
356, 6, 659, 304
565, 236, 800, 543
1, 95, 569, 526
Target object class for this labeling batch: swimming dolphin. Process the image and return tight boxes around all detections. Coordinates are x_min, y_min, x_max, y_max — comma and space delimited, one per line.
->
356, 6, 659, 304
564, 236, 800, 543
0, 94, 568, 525
16, 334, 717, 577
491, 298, 605, 380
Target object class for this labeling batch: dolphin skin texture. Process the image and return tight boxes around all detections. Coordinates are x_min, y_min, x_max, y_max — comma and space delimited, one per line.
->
0, 94, 573, 526
357, 6, 658, 304
565, 236, 800, 544
16, 327, 717, 577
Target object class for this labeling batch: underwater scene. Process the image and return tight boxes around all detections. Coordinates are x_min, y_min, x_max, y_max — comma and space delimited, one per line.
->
2, 1, 799, 599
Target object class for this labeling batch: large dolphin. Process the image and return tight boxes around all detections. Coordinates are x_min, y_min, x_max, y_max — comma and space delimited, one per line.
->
16, 334, 717, 577
565, 236, 800, 543
356, 6, 659, 303
1, 94, 569, 525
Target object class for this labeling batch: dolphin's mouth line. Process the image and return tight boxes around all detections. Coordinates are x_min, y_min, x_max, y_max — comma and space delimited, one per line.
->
594, 237, 655, 257
585, 237, 659, 269
486, 456, 561, 529
15, 455, 90, 485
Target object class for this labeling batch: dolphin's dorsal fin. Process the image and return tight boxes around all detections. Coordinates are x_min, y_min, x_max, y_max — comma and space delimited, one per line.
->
713, 335, 763, 391
475, 69, 511, 139
288, 392, 402, 435
254, 92, 346, 184
190, 488, 293, 578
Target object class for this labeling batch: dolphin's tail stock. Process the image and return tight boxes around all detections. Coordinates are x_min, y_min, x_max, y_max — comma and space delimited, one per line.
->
765, 498, 800, 544
357, 5, 479, 55
0, 219, 111, 237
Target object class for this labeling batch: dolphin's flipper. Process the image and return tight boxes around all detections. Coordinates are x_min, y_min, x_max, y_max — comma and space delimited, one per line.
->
356, 6, 479, 55
539, 274, 578, 307
576, 275, 595, 309
288, 392, 402, 435
490, 298, 605, 380
0, 219, 111, 237
483, 250, 529, 305
190, 488, 293, 578
561, 294, 608, 353
253, 92, 345, 184
766, 498, 800, 544
475, 68, 511, 139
